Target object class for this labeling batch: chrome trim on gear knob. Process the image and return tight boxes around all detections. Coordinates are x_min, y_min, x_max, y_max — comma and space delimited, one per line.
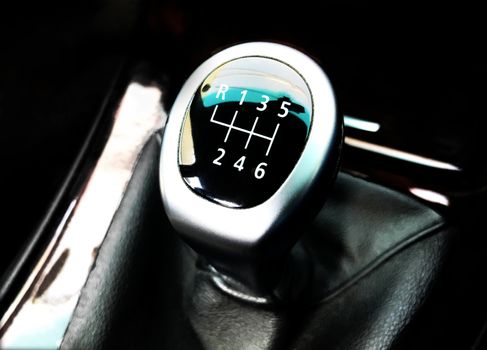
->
160, 42, 342, 292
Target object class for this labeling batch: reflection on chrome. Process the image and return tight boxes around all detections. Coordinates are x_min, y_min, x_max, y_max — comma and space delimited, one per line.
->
209, 266, 269, 305
0, 199, 76, 348
186, 177, 203, 190
409, 188, 450, 206
345, 136, 461, 171
344, 115, 381, 132
0, 82, 166, 349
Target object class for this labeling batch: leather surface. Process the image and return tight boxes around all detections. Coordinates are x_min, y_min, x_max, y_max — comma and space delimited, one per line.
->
304, 173, 444, 301
61, 134, 202, 349
62, 133, 459, 349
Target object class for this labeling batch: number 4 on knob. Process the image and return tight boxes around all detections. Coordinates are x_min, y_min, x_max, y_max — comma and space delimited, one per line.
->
234, 156, 246, 171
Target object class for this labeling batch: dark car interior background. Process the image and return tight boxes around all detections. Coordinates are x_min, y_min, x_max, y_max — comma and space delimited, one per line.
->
1, 2, 487, 349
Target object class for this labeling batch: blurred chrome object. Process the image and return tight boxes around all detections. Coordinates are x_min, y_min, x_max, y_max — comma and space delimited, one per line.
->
345, 136, 460, 171
344, 115, 380, 132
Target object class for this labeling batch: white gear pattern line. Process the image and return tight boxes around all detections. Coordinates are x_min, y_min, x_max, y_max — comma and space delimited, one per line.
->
210, 104, 280, 156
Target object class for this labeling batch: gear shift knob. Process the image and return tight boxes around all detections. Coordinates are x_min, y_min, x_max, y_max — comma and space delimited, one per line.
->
160, 42, 342, 298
